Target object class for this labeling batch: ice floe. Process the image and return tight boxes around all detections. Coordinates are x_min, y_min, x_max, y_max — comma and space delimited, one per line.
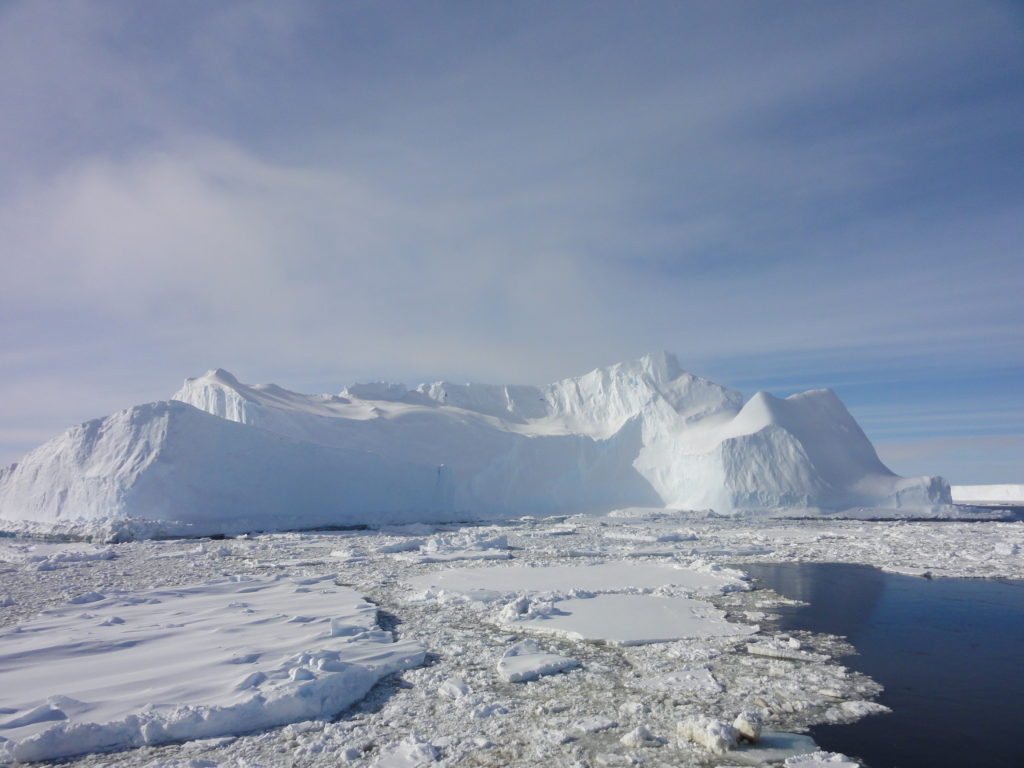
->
0, 575, 424, 763
512, 593, 757, 645
496, 639, 579, 682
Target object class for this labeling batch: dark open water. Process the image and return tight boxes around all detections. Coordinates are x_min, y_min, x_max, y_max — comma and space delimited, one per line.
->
742, 562, 1024, 768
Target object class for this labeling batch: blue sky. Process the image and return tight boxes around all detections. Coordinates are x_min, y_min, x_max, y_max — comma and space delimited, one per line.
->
1, 0, 1022, 483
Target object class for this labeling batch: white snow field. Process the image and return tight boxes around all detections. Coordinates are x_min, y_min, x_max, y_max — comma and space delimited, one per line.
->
0, 574, 425, 763
951, 484, 1024, 505
0, 353, 957, 539
3, 511, 1023, 766
406, 561, 755, 645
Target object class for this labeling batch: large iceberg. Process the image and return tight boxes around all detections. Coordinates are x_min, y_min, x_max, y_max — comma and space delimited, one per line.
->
0, 353, 953, 537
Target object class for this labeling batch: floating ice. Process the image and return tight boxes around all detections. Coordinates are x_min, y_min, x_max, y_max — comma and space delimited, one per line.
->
677, 715, 737, 754
372, 734, 438, 767
620, 724, 663, 747
784, 750, 862, 767
514, 593, 756, 645
496, 639, 579, 682
0, 575, 424, 763
733, 710, 764, 743
725, 732, 822, 765
406, 561, 746, 602
632, 666, 722, 695
408, 560, 754, 646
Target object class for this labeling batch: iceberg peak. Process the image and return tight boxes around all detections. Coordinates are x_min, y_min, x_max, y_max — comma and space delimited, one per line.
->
195, 368, 242, 387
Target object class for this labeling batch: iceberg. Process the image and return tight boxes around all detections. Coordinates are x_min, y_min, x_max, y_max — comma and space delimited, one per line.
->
0, 353, 953, 538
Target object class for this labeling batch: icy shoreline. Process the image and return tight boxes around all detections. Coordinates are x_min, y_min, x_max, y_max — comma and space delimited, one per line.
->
1, 514, 1021, 766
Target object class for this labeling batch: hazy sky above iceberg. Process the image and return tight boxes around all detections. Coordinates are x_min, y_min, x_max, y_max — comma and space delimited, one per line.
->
1, 0, 1022, 483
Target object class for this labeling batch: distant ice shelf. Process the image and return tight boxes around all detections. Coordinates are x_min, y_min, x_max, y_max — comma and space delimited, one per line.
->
951, 484, 1024, 505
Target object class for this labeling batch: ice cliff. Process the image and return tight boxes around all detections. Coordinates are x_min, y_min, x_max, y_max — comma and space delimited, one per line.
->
0, 353, 953, 537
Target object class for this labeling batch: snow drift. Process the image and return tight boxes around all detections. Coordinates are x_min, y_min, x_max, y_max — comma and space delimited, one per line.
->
0, 353, 953, 537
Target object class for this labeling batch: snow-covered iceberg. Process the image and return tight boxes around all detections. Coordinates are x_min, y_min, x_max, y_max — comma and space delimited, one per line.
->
0, 353, 953, 537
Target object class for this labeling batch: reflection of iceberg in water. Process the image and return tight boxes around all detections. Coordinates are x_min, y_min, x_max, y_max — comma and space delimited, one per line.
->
743, 562, 886, 642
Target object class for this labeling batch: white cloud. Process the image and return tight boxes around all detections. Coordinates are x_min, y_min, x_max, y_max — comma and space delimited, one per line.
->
0, 0, 1022, 478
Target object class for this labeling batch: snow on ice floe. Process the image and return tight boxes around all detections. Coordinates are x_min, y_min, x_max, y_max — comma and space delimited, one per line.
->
0, 574, 424, 763
496, 639, 579, 682
514, 593, 757, 645
407, 560, 755, 645
0, 353, 960, 539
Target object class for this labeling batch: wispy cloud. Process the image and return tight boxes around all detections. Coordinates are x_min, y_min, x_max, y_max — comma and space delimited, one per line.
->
0, 1, 1022, 480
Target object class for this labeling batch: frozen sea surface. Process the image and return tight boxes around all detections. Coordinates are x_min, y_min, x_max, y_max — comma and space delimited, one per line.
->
743, 562, 1024, 768
0, 514, 1021, 766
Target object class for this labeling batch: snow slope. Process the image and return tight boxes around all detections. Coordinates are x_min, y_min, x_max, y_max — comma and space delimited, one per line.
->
0, 353, 953, 537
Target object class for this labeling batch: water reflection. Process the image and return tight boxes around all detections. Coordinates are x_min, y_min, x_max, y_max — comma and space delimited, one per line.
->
743, 562, 1024, 768
744, 562, 886, 642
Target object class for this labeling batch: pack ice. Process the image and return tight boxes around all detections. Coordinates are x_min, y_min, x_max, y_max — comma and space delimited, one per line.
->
0, 353, 953, 538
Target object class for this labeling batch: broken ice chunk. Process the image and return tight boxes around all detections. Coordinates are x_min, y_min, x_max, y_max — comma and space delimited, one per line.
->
437, 677, 469, 699
677, 715, 738, 754
496, 640, 579, 683
733, 711, 763, 743
783, 750, 862, 767
372, 734, 438, 767
620, 725, 663, 748
839, 700, 890, 717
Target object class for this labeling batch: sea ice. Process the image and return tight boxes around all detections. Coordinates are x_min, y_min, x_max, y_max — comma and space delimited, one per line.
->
371, 735, 438, 767
0, 575, 425, 763
724, 732, 822, 765
406, 560, 747, 602
632, 666, 723, 695
784, 750, 862, 767
496, 639, 579, 682
513, 593, 757, 645
0, 512, 963, 767
677, 715, 738, 754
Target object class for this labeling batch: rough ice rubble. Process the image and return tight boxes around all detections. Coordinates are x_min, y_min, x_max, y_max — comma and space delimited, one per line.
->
0, 575, 425, 763
0, 516, 925, 767
0, 353, 956, 538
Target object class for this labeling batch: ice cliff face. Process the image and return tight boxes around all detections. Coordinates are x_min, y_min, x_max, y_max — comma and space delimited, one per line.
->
0, 353, 952, 537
